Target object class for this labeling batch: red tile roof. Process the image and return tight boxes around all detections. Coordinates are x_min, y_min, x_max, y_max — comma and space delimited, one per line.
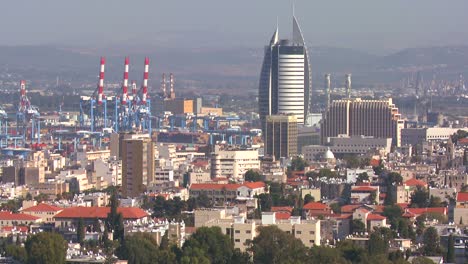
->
397, 203, 410, 209
372, 205, 385, 214
275, 212, 291, 220
243, 182, 265, 189
54, 207, 148, 219
189, 183, 242, 190
21, 203, 63, 212
303, 202, 329, 210
404, 178, 427, 187
367, 214, 386, 221
0, 212, 40, 221
271, 206, 293, 213
406, 207, 447, 216
458, 138, 468, 145
352, 186, 377, 192
457, 192, 468, 202
330, 213, 353, 220
370, 159, 381, 167
341, 205, 362, 213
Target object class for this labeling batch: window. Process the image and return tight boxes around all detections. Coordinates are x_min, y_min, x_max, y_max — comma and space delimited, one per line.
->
246, 230, 251, 234
310, 240, 315, 244
235, 230, 240, 234
296, 231, 302, 234
309, 231, 315, 235
235, 239, 240, 242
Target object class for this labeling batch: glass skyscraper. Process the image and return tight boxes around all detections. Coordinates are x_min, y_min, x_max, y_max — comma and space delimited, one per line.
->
259, 16, 312, 128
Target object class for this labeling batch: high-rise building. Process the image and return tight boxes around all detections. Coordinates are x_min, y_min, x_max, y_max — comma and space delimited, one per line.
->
265, 114, 298, 159
320, 98, 404, 146
259, 16, 312, 127
122, 137, 154, 197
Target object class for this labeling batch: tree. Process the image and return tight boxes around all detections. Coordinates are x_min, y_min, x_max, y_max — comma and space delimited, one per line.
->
352, 219, 366, 234
422, 227, 442, 256
446, 234, 455, 263
356, 172, 369, 183
289, 156, 308, 171
330, 203, 341, 214
450, 130, 468, 144
5, 244, 27, 263
428, 196, 443, 207
250, 225, 308, 264
303, 194, 315, 204
77, 218, 85, 245
257, 193, 272, 212
344, 155, 361, 168
309, 246, 348, 264
337, 240, 368, 264
368, 230, 389, 256
118, 233, 175, 264
25, 232, 67, 264
382, 205, 403, 230
410, 187, 429, 208
182, 226, 234, 264
244, 170, 263, 182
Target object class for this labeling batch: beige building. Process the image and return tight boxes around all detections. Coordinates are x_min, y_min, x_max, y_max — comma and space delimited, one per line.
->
188, 171, 211, 184
211, 145, 260, 181
321, 98, 404, 146
164, 99, 194, 115
122, 137, 155, 197
301, 188, 321, 202
454, 192, 468, 225
21, 202, 63, 223
196, 210, 320, 251
264, 114, 298, 159
199, 107, 223, 116
29, 180, 69, 197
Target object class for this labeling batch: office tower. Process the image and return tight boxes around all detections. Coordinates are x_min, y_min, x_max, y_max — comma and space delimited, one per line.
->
122, 137, 154, 197
320, 98, 404, 146
264, 114, 298, 159
259, 16, 312, 127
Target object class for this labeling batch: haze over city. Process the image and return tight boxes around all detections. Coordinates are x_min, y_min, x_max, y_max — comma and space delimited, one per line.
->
2, 0, 468, 53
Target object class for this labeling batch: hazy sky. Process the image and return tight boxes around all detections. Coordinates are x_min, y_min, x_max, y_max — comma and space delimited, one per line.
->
3, 0, 468, 53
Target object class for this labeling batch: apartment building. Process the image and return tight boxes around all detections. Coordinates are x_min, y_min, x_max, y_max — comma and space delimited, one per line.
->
210, 145, 260, 181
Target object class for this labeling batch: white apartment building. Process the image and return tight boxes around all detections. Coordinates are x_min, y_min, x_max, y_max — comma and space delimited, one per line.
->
211, 145, 260, 181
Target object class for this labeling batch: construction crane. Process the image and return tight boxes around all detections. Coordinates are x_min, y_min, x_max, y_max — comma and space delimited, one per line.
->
16, 80, 40, 145
129, 57, 152, 134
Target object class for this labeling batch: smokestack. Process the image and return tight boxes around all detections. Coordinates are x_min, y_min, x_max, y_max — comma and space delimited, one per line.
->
161, 73, 167, 98
97, 57, 105, 105
345, 73, 351, 98
141, 57, 149, 104
169, 73, 175, 99
121, 57, 129, 105
325, 74, 331, 109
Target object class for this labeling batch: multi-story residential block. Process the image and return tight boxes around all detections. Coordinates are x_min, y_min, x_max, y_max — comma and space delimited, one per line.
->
210, 145, 260, 181
122, 137, 155, 197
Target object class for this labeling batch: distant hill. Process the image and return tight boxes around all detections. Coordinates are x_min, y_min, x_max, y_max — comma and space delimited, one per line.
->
0, 45, 467, 91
